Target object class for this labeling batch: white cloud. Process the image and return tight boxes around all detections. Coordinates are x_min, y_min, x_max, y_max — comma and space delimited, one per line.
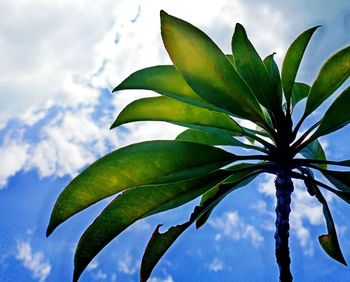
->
92, 269, 108, 280
117, 253, 137, 275
148, 275, 174, 282
15, 241, 51, 282
208, 258, 224, 272
209, 211, 264, 247
0, 132, 29, 187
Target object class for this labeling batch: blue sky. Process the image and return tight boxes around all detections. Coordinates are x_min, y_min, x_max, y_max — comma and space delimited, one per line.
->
0, 0, 349, 281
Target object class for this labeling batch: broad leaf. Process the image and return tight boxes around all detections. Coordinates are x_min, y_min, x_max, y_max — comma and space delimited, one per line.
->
232, 24, 277, 113
321, 169, 350, 193
73, 171, 230, 282
312, 87, 350, 139
291, 82, 310, 109
160, 11, 266, 125
281, 26, 319, 108
110, 96, 243, 135
196, 163, 261, 229
300, 140, 327, 169
47, 141, 237, 236
303, 169, 347, 265
175, 129, 267, 153
226, 54, 236, 67
113, 65, 222, 112
304, 45, 350, 117
140, 178, 240, 282
263, 53, 282, 108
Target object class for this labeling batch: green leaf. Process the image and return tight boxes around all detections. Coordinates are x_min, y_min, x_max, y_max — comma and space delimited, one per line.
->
300, 140, 327, 169
110, 96, 243, 135
196, 163, 261, 229
321, 169, 350, 193
160, 11, 265, 125
312, 87, 350, 139
263, 53, 282, 108
281, 26, 320, 108
73, 171, 230, 282
303, 169, 347, 265
304, 45, 350, 117
232, 24, 278, 113
176, 128, 240, 146
113, 65, 222, 112
175, 129, 267, 153
46, 140, 237, 236
226, 54, 236, 67
291, 82, 310, 109
140, 178, 239, 282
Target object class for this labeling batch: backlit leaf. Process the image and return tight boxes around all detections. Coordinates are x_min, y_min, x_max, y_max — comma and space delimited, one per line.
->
232, 24, 278, 113
282, 26, 320, 108
160, 11, 266, 125
47, 141, 237, 236
304, 45, 350, 117
73, 171, 230, 282
111, 96, 243, 135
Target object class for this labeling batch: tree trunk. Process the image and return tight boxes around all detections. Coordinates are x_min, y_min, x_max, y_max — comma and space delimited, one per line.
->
274, 170, 294, 282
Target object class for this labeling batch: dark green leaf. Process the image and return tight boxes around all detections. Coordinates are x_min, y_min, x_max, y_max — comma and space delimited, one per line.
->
291, 82, 310, 109
263, 53, 282, 108
312, 87, 350, 139
300, 140, 327, 169
304, 45, 350, 117
196, 163, 261, 228
140, 177, 242, 282
47, 141, 237, 236
226, 54, 236, 67
175, 129, 267, 153
232, 24, 278, 113
303, 169, 347, 265
110, 96, 243, 135
160, 11, 266, 125
73, 171, 229, 282
281, 26, 320, 108
321, 170, 350, 193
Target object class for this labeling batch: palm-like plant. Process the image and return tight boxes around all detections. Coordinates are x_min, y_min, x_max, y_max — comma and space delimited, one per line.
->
46, 11, 350, 282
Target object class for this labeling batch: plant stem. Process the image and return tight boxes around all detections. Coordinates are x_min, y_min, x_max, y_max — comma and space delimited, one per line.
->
275, 170, 294, 282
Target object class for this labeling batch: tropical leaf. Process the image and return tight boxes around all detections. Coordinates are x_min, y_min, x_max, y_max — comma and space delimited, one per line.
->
160, 11, 266, 126
175, 129, 267, 153
73, 171, 230, 282
311, 87, 350, 139
113, 65, 224, 112
304, 45, 350, 117
195, 163, 261, 229
281, 26, 320, 108
231, 24, 278, 113
140, 178, 239, 282
302, 169, 347, 265
263, 53, 282, 108
300, 140, 327, 169
110, 96, 243, 135
291, 82, 310, 109
321, 169, 350, 193
46, 141, 238, 236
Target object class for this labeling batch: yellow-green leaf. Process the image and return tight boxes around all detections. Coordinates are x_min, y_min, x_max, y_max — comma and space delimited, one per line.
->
47, 141, 237, 236
111, 96, 243, 135
304, 45, 350, 117
160, 11, 265, 125
73, 171, 230, 282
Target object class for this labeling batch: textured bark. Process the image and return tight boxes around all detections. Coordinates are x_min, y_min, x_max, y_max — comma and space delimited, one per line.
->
275, 170, 294, 282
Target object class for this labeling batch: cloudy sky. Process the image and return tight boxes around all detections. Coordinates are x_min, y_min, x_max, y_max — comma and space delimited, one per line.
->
0, 0, 349, 281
